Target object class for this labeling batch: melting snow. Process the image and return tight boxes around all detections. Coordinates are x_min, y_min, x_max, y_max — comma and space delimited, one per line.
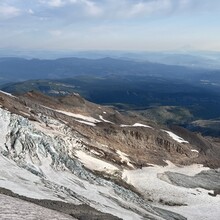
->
56, 110, 101, 123
132, 123, 152, 128
162, 130, 189, 143
75, 119, 96, 126
76, 151, 119, 173
99, 115, 114, 124
40, 105, 102, 126
120, 123, 152, 128
0, 90, 16, 98
117, 150, 134, 168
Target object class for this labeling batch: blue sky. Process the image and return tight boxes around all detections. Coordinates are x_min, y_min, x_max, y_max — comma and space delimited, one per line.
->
0, 0, 220, 51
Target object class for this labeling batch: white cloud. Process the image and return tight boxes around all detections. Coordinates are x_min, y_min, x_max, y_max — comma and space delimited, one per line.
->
39, 0, 102, 16
0, 5, 20, 20
49, 29, 62, 36
27, 9, 34, 14
82, 0, 102, 16
39, 0, 65, 7
113, 0, 185, 18
128, 1, 167, 17
48, 0, 65, 7
36, 0, 208, 21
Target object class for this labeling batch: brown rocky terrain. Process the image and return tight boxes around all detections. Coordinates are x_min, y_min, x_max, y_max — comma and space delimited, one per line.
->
0, 90, 219, 169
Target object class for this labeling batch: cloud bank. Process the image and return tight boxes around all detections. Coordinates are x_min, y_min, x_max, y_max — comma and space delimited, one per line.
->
0, 5, 20, 20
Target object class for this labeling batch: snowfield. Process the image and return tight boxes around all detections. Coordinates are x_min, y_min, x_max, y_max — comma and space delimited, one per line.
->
122, 161, 220, 220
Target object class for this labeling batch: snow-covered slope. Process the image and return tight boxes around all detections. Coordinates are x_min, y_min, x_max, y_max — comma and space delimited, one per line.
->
122, 162, 220, 220
0, 107, 186, 220
0, 91, 219, 220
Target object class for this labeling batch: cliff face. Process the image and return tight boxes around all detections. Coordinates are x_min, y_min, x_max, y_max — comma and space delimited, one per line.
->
0, 90, 220, 220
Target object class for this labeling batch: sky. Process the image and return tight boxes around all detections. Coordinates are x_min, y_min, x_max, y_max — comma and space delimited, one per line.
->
0, 0, 220, 51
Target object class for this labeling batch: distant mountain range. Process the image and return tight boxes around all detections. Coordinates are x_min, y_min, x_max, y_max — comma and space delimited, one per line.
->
1, 49, 220, 69
1, 56, 220, 136
0, 56, 202, 84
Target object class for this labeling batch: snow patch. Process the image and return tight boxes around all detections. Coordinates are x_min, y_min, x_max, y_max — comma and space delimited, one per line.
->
76, 150, 119, 173
133, 123, 152, 128
0, 90, 16, 98
162, 130, 189, 143
75, 119, 96, 126
57, 110, 101, 123
120, 123, 152, 128
99, 115, 114, 124
117, 150, 134, 168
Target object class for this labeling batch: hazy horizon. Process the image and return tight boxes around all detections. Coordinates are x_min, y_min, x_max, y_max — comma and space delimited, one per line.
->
1, 0, 220, 51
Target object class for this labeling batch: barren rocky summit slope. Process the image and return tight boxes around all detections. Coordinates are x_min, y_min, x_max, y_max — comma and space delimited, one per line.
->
0, 90, 220, 220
